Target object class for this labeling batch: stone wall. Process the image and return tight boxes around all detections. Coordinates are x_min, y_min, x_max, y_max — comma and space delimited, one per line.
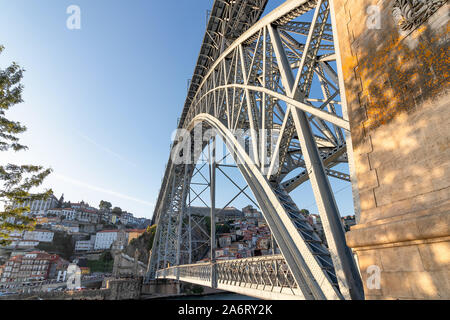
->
141, 279, 224, 298
0, 289, 110, 300
112, 252, 147, 277
141, 279, 181, 295
332, 0, 449, 299
106, 278, 142, 300
0, 278, 142, 300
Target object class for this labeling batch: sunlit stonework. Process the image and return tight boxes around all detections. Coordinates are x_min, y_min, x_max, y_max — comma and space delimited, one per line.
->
392, 0, 447, 31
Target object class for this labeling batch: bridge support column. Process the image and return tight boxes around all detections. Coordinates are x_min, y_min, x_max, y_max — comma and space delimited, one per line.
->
176, 164, 189, 266
209, 137, 217, 288
331, 0, 450, 300
269, 21, 364, 300
162, 174, 176, 268
290, 105, 364, 300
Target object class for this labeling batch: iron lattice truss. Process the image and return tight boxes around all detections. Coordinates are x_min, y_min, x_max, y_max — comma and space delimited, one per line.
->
148, 0, 364, 300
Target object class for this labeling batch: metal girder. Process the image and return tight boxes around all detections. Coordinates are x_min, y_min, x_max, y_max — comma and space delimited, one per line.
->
326, 168, 350, 182
279, 21, 333, 42
267, 1, 363, 299
179, 0, 268, 132
148, 0, 364, 300
282, 143, 347, 192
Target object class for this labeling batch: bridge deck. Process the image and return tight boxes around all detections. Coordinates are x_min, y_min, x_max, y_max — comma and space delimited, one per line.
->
156, 255, 305, 300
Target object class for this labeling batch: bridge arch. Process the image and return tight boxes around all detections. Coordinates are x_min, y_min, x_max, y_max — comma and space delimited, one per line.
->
148, 0, 364, 300
186, 113, 341, 299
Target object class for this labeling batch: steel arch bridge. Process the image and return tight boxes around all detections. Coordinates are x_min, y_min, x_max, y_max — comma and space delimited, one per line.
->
147, 0, 365, 300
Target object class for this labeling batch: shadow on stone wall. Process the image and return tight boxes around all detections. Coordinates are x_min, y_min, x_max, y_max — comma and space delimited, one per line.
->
340, 2, 450, 299
343, 3, 449, 147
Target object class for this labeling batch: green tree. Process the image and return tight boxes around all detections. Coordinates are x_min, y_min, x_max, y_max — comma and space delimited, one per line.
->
122, 224, 157, 263
62, 201, 71, 208
87, 252, 114, 273
111, 207, 122, 215
146, 224, 157, 251
216, 223, 231, 234
99, 200, 112, 211
190, 285, 204, 294
299, 209, 310, 216
37, 232, 73, 260
100, 251, 113, 262
0, 45, 52, 246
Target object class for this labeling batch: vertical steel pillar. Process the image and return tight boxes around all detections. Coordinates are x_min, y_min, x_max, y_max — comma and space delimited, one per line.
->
146, 217, 162, 280
269, 21, 364, 300
271, 233, 274, 255
163, 174, 176, 268
209, 137, 217, 288
271, 232, 279, 287
188, 191, 192, 265
176, 164, 189, 266
155, 218, 164, 271
290, 106, 363, 300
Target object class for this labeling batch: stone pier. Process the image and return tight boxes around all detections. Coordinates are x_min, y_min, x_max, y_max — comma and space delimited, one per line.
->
332, 0, 449, 299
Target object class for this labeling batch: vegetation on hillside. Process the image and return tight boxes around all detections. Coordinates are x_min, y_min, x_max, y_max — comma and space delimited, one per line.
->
99, 200, 112, 211
124, 224, 157, 263
36, 231, 73, 260
86, 251, 113, 273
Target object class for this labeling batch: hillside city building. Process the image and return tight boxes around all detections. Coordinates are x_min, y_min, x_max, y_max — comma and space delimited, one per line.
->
0, 192, 152, 292
0, 251, 68, 284
12, 195, 59, 216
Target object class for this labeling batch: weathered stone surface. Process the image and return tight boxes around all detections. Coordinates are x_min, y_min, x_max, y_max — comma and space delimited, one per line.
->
0, 289, 109, 300
106, 278, 142, 300
0, 278, 143, 300
333, 0, 449, 299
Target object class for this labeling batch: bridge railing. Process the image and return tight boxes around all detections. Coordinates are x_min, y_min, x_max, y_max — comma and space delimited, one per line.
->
215, 254, 298, 293
178, 263, 212, 282
156, 261, 211, 281
156, 255, 304, 299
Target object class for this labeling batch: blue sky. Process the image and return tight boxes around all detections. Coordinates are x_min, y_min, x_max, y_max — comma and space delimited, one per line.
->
0, 0, 354, 219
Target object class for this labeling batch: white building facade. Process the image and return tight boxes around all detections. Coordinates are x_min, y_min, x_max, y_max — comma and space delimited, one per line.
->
13, 195, 59, 216
23, 230, 54, 243
75, 240, 93, 251
94, 230, 119, 250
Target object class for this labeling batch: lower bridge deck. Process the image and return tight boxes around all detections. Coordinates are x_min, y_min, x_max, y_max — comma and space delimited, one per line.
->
155, 255, 306, 300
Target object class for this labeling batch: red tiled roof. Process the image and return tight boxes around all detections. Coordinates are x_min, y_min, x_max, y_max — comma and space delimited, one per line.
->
79, 208, 98, 214
10, 256, 23, 262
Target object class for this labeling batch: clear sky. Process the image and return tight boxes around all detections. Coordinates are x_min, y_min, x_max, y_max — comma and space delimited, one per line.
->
0, 0, 354, 219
